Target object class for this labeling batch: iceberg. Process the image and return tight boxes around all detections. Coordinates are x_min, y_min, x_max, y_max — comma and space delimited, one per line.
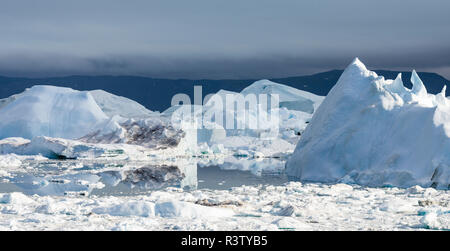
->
0, 85, 198, 155
286, 58, 450, 189
80, 116, 186, 149
0, 86, 163, 140
163, 80, 324, 154
89, 89, 159, 118
241, 79, 324, 114
0, 85, 108, 140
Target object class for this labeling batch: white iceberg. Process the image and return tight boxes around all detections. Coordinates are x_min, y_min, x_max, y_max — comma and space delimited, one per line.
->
286, 58, 450, 189
0, 85, 198, 156
163, 80, 323, 154
241, 79, 324, 114
89, 89, 158, 118
0, 85, 108, 140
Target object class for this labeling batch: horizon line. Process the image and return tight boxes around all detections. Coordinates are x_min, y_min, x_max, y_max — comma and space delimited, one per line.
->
0, 68, 448, 82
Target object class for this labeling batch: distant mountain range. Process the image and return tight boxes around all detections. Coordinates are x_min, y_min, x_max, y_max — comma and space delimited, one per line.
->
1, 70, 448, 112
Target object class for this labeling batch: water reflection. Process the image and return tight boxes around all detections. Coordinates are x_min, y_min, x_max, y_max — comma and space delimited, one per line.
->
0, 156, 288, 196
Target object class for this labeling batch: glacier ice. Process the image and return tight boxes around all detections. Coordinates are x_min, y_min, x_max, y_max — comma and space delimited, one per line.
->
79, 116, 187, 149
0, 85, 198, 156
0, 85, 109, 140
241, 79, 324, 114
2, 80, 321, 158
162, 80, 324, 154
89, 89, 159, 118
286, 58, 450, 189
0, 86, 163, 141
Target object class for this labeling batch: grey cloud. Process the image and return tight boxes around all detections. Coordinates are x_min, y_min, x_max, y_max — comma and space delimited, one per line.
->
0, 0, 449, 79
1, 48, 450, 80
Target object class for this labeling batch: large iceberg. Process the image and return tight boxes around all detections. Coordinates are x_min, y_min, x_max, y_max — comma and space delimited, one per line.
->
0, 85, 198, 158
0, 85, 108, 140
286, 58, 450, 189
0, 86, 163, 140
162, 80, 324, 154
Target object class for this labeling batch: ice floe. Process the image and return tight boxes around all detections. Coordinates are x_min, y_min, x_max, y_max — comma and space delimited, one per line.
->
0, 182, 447, 230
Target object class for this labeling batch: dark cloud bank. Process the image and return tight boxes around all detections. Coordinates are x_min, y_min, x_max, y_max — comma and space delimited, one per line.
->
1, 0, 450, 79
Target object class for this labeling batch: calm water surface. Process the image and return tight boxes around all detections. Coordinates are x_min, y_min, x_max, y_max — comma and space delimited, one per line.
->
0, 158, 289, 196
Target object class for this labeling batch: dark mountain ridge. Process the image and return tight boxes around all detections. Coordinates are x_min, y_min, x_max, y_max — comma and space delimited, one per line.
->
0, 70, 448, 112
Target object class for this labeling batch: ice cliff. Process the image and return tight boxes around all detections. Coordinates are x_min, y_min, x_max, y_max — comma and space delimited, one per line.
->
286, 58, 450, 189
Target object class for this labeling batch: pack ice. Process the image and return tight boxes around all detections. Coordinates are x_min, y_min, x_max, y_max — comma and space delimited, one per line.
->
286, 58, 450, 189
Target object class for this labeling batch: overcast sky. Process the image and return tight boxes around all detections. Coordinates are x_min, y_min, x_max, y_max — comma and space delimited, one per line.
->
1, 0, 450, 79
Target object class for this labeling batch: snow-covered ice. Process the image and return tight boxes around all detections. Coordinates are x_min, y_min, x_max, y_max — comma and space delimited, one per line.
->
0, 81, 322, 159
89, 89, 159, 118
241, 79, 323, 114
163, 79, 324, 156
0, 85, 195, 152
0, 86, 109, 140
0, 182, 447, 230
287, 58, 450, 189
